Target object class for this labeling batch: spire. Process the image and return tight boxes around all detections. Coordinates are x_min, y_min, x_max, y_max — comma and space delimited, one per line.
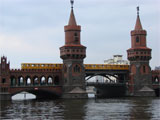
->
134, 6, 143, 30
68, 0, 77, 26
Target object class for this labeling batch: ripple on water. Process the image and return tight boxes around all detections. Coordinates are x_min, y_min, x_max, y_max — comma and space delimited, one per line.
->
0, 98, 160, 120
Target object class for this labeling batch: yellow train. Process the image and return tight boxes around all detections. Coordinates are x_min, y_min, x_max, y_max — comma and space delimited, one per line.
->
84, 64, 129, 70
21, 63, 63, 70
21, 63, 129, 70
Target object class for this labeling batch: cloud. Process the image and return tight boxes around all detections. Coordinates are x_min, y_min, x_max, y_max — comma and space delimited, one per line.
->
0, 0, 159, 69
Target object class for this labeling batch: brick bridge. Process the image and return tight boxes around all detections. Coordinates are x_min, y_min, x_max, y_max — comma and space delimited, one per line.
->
0, 57, 159, 99
0, 2, 160, 99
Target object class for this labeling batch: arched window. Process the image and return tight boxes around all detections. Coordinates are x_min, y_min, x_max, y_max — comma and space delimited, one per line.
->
64, 64, 67, 73
143, 66, 146, 73
33, 76, 39, 85
26, 76, 31, 86
18, 76, 24, 86
74, 32, 79, 42
136, 36, 139, 43
10, 76, 16, 86
73, 64, 81, 73
40, 76, 46, 85
48, 77, 53, 84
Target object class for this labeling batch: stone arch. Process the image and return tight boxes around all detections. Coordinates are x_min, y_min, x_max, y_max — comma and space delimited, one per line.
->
11, 89, 61, 99
33, 76, 39, 85
40, 76, 46, 85
140, 65, 149, 74
85, 74, 118, 83
54, 76, 60, 85
73, 64, 81, 73
10, 76, 16, 86
153, 76, 159, 84
47, 76, 53, 85
26, 76, 32, 86
18, 76, 24, 86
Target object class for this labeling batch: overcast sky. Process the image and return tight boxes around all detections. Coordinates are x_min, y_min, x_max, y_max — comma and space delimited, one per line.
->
0, 0, 159, 69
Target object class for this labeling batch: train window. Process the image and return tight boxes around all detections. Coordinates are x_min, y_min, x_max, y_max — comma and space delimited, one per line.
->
42, 64, 45, 67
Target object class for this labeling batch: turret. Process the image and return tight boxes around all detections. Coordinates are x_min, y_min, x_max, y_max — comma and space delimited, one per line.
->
127, 7, 155, 96
59, 0, 87, 98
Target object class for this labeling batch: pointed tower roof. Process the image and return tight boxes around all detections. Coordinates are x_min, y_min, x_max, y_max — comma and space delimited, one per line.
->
135, 15, 143, 30
68, 8, 77, 26
134, 6, 143, 30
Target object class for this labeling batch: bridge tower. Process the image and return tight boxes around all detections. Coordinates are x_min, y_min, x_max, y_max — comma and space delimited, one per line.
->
60, 1, 87, 98
127, 7, 155, 96
0, 56, 11, 100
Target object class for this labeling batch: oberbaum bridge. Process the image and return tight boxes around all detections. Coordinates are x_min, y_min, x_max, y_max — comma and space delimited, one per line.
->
0, 1, 160, 100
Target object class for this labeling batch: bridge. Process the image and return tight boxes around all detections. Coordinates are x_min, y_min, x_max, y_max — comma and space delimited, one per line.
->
0, 2, 160, 99
1, 60, 159, 100
21, 63, 129, 80
0, 60, 130, 100
21, 63, 129, 83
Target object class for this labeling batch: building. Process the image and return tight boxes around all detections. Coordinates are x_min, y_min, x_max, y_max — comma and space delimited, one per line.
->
104, 55, 129, 65
127, 7, 155, 96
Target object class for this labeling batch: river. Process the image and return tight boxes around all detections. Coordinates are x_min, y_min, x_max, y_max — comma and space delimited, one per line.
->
0, 97, 160, 120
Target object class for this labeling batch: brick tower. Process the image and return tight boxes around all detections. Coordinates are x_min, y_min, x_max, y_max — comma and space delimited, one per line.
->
127, 7, 155, 96
0, 56, 11, 100
60, 1, 87, 98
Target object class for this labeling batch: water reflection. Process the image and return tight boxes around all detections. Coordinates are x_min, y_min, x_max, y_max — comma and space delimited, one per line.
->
63, 100, 87, 120
128, 98, 152, 119
0, 98, 160, 120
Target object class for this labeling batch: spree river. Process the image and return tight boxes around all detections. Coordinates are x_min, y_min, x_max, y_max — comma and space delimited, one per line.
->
0, 97, 160, 120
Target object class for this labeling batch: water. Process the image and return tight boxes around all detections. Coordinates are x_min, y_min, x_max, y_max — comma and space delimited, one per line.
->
0, 97, 160, 120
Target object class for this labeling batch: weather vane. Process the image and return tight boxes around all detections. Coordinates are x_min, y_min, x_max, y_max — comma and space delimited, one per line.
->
137, 6, 139, 15
70, 0, 74, 9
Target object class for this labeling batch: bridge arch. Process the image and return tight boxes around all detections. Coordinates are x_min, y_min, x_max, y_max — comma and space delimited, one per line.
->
47, 76, 53, 85
153, 76, 159, 84
86, 74, 118, 83
11, 88, 61, 99
33, 76, 39, 85
25, 76, 32, 86
18, 76, 24, 86
40, 76, 46, 85
10, 76, 16, 86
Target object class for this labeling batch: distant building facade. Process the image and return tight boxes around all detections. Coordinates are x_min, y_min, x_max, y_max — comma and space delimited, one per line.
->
104, 55, 129, 65
155, 66, 160, 70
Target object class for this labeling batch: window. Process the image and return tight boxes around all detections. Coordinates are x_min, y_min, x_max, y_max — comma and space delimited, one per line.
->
143, 66, 146, 73
74, 33, 79, 42
73, 64, 81, 73
2, 78, 6, 83
136, 36, 139, 43
2, 59, 5, 62
64, 65, 67, 73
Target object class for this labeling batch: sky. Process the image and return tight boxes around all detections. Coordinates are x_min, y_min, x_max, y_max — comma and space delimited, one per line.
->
0, 0, 160, 69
